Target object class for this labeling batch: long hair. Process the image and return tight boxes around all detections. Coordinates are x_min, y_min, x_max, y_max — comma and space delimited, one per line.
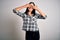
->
24, 2, 36, 16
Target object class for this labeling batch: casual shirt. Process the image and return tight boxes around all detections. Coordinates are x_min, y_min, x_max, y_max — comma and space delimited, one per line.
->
13, 9, 47, 31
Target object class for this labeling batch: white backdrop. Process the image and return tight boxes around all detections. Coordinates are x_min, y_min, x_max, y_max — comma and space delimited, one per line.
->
0, 0, 60, 40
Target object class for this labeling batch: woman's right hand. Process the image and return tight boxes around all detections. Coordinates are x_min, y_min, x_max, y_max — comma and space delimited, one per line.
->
25, 4, 30, 8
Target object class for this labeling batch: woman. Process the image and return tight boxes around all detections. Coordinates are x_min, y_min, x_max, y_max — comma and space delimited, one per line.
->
13, 2, 47, 40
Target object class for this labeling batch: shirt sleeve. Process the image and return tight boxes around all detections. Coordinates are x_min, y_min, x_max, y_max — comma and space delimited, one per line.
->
35, 13, 47, 19
13, 8, 24, 18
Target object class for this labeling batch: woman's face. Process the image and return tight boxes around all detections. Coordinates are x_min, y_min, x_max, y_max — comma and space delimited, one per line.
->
28, 4, 34, 12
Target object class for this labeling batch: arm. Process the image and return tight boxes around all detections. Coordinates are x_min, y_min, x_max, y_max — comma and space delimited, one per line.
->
32, 5, 47, 19
13, 4, 30, 17
36, 7, 47, 17
13, 4, 30, 13
14, 4, 29, 11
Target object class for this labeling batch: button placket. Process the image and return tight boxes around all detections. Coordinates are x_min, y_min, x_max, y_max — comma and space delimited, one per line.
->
32, 17, 36, 22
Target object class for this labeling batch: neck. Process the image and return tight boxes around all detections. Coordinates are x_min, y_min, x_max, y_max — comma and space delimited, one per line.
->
28, 12, 33, 16
28, 11, 31, 14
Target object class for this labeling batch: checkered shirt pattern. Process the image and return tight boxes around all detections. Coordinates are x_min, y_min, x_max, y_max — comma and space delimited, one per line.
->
13, 9, 47, 31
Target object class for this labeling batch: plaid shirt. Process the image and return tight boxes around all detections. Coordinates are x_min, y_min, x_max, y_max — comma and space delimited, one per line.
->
13, 9, 47, 31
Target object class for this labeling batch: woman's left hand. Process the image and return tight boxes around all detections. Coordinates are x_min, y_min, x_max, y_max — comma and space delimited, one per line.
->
32, 5, 38, 10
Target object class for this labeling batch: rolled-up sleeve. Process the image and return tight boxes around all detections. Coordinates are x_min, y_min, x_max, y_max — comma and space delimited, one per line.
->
36, 13, 47, 19
13, 9, 24, 17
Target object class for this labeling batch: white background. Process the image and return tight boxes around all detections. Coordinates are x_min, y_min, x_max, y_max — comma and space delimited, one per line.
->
0, 0, 60, 40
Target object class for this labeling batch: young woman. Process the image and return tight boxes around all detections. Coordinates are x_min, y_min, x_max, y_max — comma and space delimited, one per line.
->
13, 2, 47, 40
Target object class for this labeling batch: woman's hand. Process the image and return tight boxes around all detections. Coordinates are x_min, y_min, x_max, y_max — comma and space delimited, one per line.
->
25, 4, 31, 8
29, 4, 38, 10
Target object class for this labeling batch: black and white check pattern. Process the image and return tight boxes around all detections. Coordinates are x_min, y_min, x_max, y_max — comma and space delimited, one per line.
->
13, 9, 47, 31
